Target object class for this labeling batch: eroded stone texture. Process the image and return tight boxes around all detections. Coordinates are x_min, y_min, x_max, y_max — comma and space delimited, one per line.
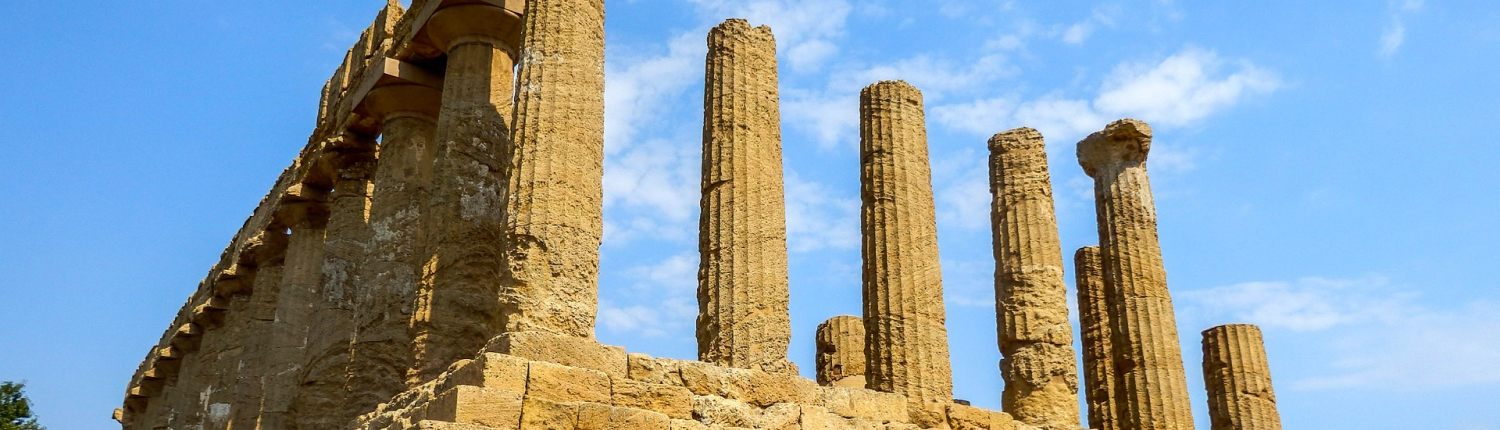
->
1077, 119, 1195, 430
293, 141, 378, 429
261, 184, 333, 428
815, 316, 866, 388
231, 231, 290, 430
352, 83, 443, 415
411, 3, 523, 384
1202, 325, 1282, 430
858, 80, 954, 427
697, 18, 795, 375
987, 128, 1080, 428
499, 0, 606, 340
1075, 246, 1120, 430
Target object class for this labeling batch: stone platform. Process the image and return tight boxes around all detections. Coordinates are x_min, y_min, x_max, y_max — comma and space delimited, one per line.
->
353, 332, 1033, 430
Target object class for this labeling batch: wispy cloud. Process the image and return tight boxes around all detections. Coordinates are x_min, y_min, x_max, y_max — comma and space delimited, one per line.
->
933, 47, 1280, 143
598, 253, 700, 338
1179, 276, 1500, 391
784, 170, 860, 252
1379, 0, 1425, 58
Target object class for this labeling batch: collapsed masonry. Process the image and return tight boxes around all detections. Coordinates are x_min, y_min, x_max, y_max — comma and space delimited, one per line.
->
116, 1, 1286, 430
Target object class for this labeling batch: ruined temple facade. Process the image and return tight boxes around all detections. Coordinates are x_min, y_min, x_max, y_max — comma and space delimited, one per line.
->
117, 1, 1285, 430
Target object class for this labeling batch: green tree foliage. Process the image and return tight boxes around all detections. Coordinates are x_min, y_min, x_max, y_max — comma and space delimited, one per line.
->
0, 382, 43, 430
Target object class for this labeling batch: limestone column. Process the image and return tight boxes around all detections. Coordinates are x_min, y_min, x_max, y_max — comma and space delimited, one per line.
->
988, 127, 1081, 428
697, 18, 794, 374
858, 80, 954, 426
500, 0, 605, 337
293, 142, 377, 429
411, 4, 523, 383
229, 230, 288, 430
1202, 325, 1282, 430
1076, 246, 1120, 430
1077, 119, 1195, 430
260, 185, 332, 429
816, 316, 866, 388
350, 83, 441, 413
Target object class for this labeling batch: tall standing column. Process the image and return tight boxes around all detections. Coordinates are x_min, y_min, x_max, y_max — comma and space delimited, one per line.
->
350, 83, 442, 411
1076, 246, 1121, 430
260, 185, 331, 429
229, 231, 288, 430
500, 0, 605, 338
293, 142, 377, 429
1077, 119, 1195, 430
1202, 325, 1282, 430
859, 80, 954, 427
411, 4, 523, 383
697, 18, 794, 374
988, 127, 1081, 428
815, 316, 866, 389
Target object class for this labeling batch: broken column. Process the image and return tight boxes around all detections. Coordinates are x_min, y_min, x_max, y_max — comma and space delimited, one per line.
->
1202, 325, 1283, 430
816, 316, 867, 388
499, 0, 606, 337
697, 18, 795, 374
987, 127, 1080, 428
858, 80, 954, 426
1077, 119, 1195, 430
1076, 246, 1120, 430
350, 83, 442, 412
411, 3, 523, 383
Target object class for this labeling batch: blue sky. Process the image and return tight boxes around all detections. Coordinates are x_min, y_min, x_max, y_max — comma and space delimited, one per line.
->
1, 0, 1497, 429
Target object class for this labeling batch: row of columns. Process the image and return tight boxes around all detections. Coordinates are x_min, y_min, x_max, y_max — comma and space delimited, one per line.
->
694, 18, 1284, 430
127, 0, 609, 428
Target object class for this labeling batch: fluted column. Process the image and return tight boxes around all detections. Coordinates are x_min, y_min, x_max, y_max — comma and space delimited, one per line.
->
816, 316, 867, 388
1076, 246, 1120, 430
350, 83, 441, 413
500, 0, 606, 337
1077, 119, 1195, 430
696, 18, 795, 374
859, 80, 953, 427
988, 127, 1080, 428
293, 142, 377, 429
1202, 325, 1282, 430
229, 231, 288, 430
260, 185, 332, 429
411, 4, 523, 383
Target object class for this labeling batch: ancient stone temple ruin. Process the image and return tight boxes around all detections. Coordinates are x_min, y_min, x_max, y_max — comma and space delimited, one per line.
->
116, 1, 1285, 430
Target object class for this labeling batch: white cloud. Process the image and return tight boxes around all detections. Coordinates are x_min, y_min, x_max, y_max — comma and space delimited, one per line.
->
604, 34, 703, 156
933, 47, 1279, 145
784, 171, 860, 252
598, 253, 700, 337
1378, 0, 1425, 58
1179, 276, 1500, 391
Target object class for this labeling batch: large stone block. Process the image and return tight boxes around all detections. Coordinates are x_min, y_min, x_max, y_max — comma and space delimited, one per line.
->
491, 331, 629, 378
678, 361, 816, 407
691, 395, 760, 428
521, 397, 581, 430
612, 379, 695, 419
440, 353, 530, 394
527, 361, 612, 404
416, 421, 510, 430
578, 402, 672, 430
627, 353, 685, 386
428, 386, 523, 428
816, 387, 909, 423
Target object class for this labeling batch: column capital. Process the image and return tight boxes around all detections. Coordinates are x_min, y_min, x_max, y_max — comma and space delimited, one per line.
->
364, 83, 443, 124
277, 184, 332, 229
1077, 118, 1152, 178
426, 4, 523, 54
239, 229, 289, 267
